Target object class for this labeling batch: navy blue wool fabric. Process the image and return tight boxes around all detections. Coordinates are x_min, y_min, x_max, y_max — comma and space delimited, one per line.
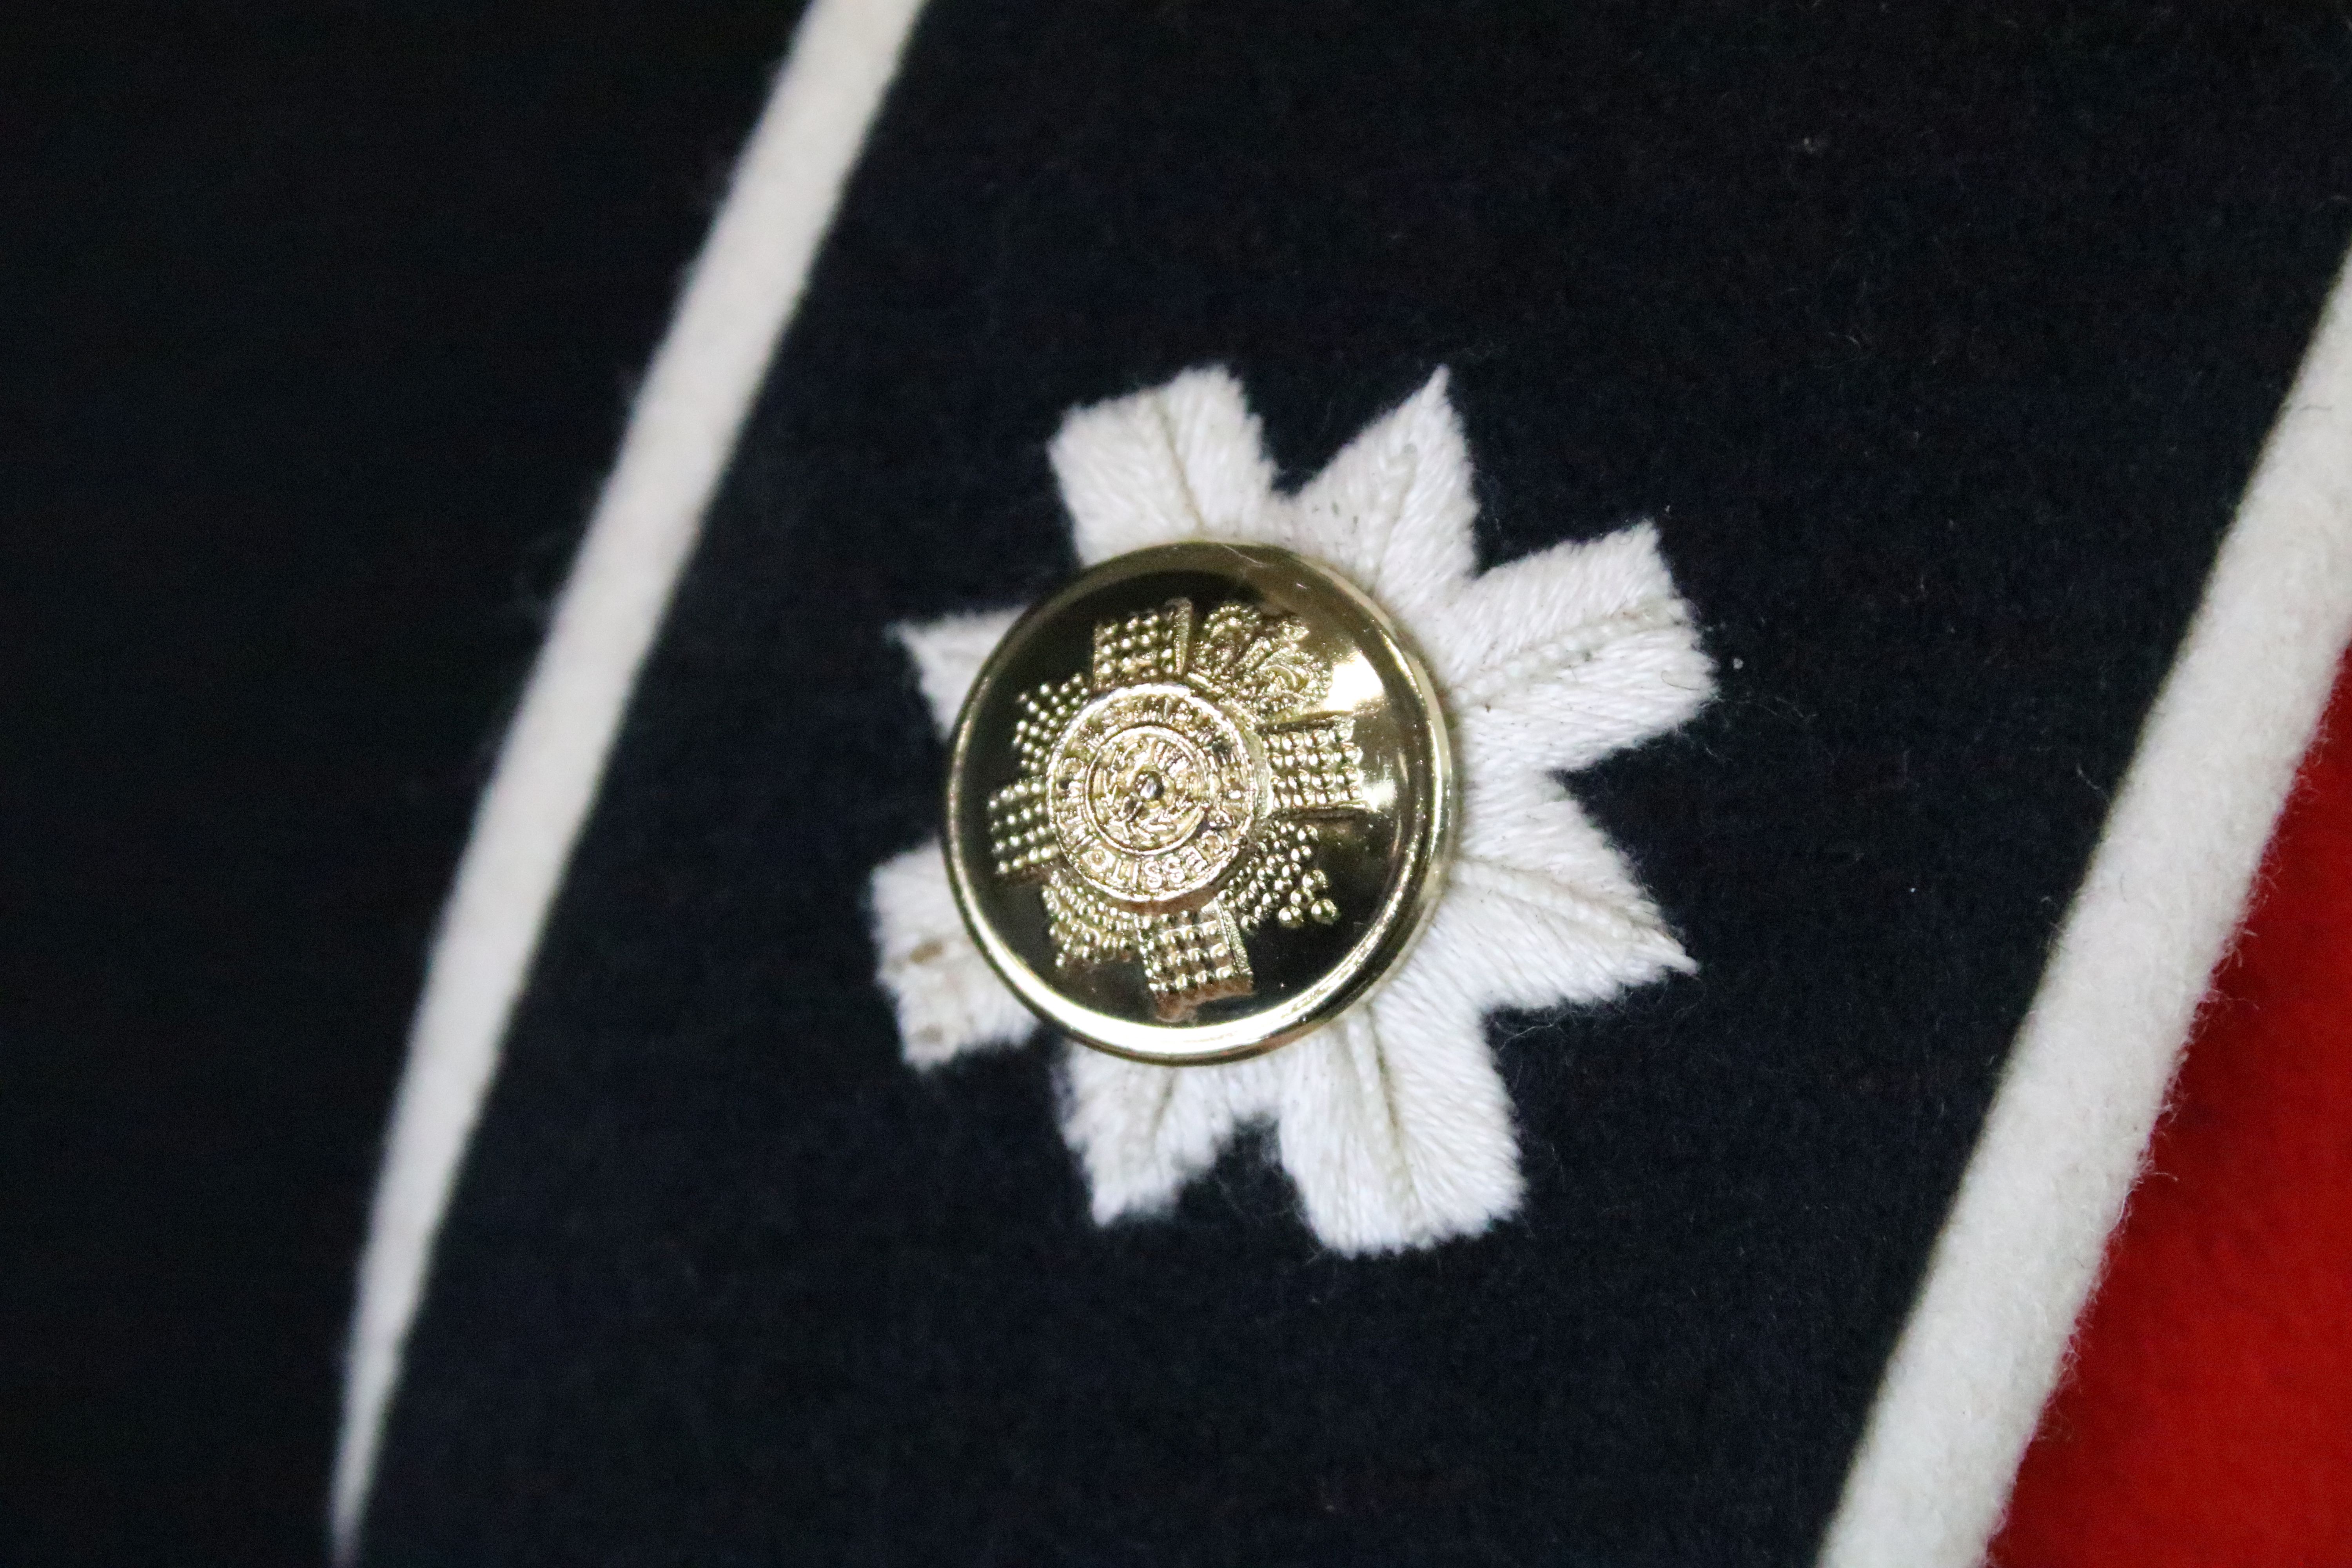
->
369, 3, 2352, 1564
0, 8, 791, 1563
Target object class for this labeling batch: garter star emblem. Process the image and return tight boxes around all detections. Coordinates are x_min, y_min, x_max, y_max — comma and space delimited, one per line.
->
996, 595, 1365, 1019
943, 542, 1454, 1064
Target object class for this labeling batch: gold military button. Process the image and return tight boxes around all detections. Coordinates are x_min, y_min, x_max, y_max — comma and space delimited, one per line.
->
944, 543, 1455, 1064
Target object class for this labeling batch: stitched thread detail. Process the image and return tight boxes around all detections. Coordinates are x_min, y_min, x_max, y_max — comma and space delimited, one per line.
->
871, 366, 1714, 1253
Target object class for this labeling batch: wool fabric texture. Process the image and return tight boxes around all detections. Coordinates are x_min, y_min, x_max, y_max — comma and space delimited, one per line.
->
332, 0, 920, 1545
1994, 647, 2352, 1566
1821, 241, 2352, 1566
348, 4, 2352, 1563
18, 4, 2352, 1563
2, 5, 797, 1562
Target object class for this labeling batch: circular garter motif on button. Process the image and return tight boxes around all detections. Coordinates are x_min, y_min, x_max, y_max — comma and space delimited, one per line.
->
944, 543, 1455, 1065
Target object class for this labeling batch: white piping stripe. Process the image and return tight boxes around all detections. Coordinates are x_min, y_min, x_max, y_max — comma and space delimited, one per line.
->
331, 19, 2352, 1553
328, 1, 927, 1553
1818, 248, 2352, 1566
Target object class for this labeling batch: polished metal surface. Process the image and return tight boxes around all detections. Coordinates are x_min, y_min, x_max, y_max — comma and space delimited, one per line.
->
944, 543, 1455, 1064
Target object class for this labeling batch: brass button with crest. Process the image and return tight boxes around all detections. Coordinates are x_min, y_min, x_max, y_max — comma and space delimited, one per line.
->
944, 543, 1455, 1064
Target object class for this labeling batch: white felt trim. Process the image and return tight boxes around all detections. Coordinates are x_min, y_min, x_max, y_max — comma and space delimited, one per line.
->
328, 1, 926, 1554
871, 369, 1713, 1253
1817, 249, 2352, 1566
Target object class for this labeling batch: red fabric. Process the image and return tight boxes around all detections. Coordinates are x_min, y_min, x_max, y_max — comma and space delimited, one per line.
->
1994, 644, 2352, 1568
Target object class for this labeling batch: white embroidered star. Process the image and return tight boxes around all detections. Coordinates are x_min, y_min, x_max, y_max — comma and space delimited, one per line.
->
870, 367, 1713, 1254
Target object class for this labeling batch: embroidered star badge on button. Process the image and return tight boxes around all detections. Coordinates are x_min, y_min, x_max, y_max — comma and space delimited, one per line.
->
871, 367, 1713, 1253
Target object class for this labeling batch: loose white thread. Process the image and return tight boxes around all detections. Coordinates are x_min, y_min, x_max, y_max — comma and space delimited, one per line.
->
870, 367, 1714, 1254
